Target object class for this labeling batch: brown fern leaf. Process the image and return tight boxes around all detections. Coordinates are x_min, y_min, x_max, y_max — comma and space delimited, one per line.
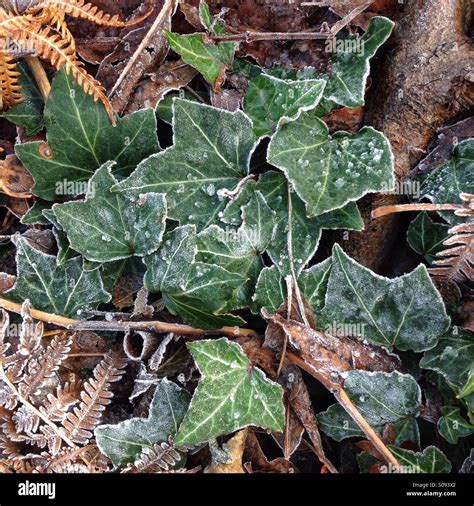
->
62, 352, 127, 444
30, 0, 152, 27
122, 441, 182, 473
19, 333, 72, 399
14, 24, 115, 122
39, 378, 81, 422
429, 220, 474, 296
0, 49, 23, 108
18, 300, 43, 357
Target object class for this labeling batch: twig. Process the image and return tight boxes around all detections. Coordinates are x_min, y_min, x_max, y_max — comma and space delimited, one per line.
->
286, 351, 400, 469
210, 1, 372, 43
108, 0, 177, 99
25, 56, 51, 101
0, 297, 260, 338
372, 202, 465, 218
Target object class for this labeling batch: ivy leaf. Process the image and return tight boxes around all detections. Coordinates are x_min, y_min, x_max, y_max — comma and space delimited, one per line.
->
438, 406, 474, 444
165, 31, 235, 89
5, 236, 110, 317
144, 225, 247, 328
175, 338, 285, 446
420, 328, 474, 411
2, 62, 44, 135
388, 446, 452, 473
317, 370, 420, 442
254, 257, 332, 313
95, 379, 190, 468
417, 139, 474, 225
53, 162, 167, 263
253, 266, 286, 312
407, 212, 450, 263
16, 68, 160, 201
114, 99, 257, 230
318, 16, 395, 115
243, 74, 326, 137
268, 114, 394, 217
222, 172, 362, 276
322, 244, 450, 352
20, 201, 51, 225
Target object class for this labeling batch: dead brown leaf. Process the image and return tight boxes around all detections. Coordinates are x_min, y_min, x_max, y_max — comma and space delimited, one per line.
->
205, 429, 248, 473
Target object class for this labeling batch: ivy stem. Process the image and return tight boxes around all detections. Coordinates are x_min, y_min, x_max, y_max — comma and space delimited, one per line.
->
0, 297, 260, 338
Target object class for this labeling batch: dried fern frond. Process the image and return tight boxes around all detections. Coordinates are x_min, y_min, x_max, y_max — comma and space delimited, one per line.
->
15, 25, 115, 121
19, 333, 72, 399
39, 378, 81, 422
62, 352, 127, 444
0, 49, 23, 108
30, 0, 152, 27
429, 221, 474, 295
18, 300, 43, 357
122, 441, 182, 473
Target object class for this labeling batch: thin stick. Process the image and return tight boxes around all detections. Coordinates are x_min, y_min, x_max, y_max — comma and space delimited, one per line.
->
286, 351, 400, 469
109, 0, 177, 99
211, 1, 371, 43
0, 297, 260, 338
372, 203, 465, 219
25, 56, 51, 101
210, 30, 330, 43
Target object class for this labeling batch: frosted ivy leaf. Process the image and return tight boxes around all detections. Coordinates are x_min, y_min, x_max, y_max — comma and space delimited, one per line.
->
222, 172, 362, 276
437, 406, 474, 445
417, 139, 474, 225
322, 244, 450, 352
114, 99, 257, 230
244, 73, 326, 137
407, 212, 449, 263
268, 114, 394, 217
53, 162, 167, 263
318, 16, 395, 115
144, 225, 247, 328
6, 236, 110, 317
175, 338, 285, 446
254, 258, 332, 313
95, 379, 190, 468
16, 68, 160, 201
317, 370, 421, 442
388, 446, 452, 473
420, 328, 474, 412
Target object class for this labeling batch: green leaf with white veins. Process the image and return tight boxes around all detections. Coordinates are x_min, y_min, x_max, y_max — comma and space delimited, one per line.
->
165, 30, 235, 88
317, 370, 421, 442
144, 225, 247, 328
438, 406, 474, 444
420, 329, 474, 412
322, 244, 450, 352
318, 16, 395, 115
15, 68, 160, 201
268, 114, 394, 217
95, 379, 190, 468
407, 212, 449, 263
244, 74, 326, 137
388, 446, 452, 473
114, 99, 257, 230
175, 338, 285, 446
417, 139, 474, 225
222, 172, 363, 276
53, 163, 167, 263
5, 236, 110, 318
